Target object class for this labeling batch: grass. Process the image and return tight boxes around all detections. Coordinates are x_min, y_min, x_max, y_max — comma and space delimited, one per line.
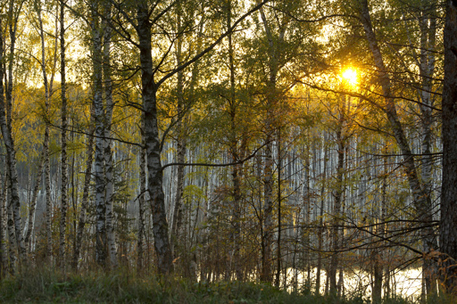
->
0, 268, 453, 303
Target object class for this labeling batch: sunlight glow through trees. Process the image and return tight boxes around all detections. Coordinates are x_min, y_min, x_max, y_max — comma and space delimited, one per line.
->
341, 67, 358, 88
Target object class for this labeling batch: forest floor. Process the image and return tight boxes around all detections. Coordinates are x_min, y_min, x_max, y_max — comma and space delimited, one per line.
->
0, 268, 452, 303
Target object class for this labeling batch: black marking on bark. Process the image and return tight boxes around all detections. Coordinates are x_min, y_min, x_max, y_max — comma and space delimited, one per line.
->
453, 0, 457, 8
452, 46, 457, 58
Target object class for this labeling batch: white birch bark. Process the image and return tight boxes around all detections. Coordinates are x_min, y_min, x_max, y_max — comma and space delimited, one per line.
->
91, 0, 106, 267
2, 3, 26, 265
103, 2, 117, 269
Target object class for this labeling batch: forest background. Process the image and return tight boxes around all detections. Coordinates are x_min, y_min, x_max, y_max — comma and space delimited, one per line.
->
1, 0, 457, 302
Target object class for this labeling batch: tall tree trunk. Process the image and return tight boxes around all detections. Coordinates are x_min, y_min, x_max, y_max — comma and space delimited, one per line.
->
304, 147, 311, 285
170, 105, 186, 262
34, 0, 54, 266
261, 135, 274, 283
316, 137, 328, 295
372, 145, 388, 303
418, 2, 438, 295
258, 5, 288, 283
170, 133, 185, 255
170, 0, 186, 261
59, 0, 68, 269
44, 130, 52, 264
70, 138, 78, 269
103, 2, 117, 269
329, 98, 346, 295
226, 0, 244, 281
259, 6, 276, 283
440, 0, 457, 292
137, 2, 173, 275
91, 0, 106, 267
275, 128, 282, 287
1, 5, 26, 266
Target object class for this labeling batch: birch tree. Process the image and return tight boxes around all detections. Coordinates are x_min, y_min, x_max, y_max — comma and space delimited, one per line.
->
0, 0, 26, 267
59, 0, 69, 269
102, 0, 117, 269
90, 0, 107, 267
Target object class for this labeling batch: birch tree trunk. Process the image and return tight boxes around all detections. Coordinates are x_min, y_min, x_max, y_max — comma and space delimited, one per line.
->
59, 0, 68, 269
137, 1, 173, 274
103, 2, 117, 269
316, 135, 328, 295
22, 1, 52, 249
275, 129, 282, 287
91, 0, 107, 267
1, 3, 26, 266
372, 145, 388, 303
329, 97, 347, 295
33, 0, 55, 265
170, 37, 186, 260
261, 129, 274, 283
226, 0, 244, 281
258, 6, 277, 283
417, 2, 438, 295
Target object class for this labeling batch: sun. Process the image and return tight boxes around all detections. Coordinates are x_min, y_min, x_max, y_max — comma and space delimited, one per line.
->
341, 67, 358, 87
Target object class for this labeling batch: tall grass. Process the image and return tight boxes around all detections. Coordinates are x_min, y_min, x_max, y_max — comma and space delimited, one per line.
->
0, 267, 452, 303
